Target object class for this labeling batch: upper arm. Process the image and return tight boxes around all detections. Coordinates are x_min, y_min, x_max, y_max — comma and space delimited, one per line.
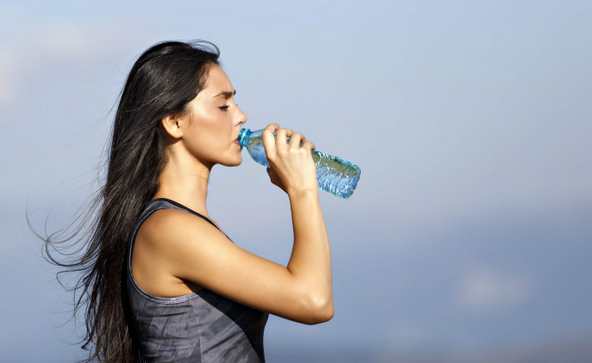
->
137, 209, 332, 324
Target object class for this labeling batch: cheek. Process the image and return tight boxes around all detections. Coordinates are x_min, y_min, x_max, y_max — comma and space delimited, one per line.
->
184, 125, 229, 161
184, 108, 232, 148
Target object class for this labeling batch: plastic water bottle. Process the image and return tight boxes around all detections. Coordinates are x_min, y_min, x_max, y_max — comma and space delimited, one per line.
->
238, 128, 361, 199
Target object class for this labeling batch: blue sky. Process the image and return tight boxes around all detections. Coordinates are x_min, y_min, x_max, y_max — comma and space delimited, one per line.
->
2, 1, 592, 362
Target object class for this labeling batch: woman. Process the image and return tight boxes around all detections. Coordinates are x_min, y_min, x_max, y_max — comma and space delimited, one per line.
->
44, 41, 333, 363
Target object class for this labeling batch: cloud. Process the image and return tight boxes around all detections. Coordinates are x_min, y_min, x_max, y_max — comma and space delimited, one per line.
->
456, 266, 533, 314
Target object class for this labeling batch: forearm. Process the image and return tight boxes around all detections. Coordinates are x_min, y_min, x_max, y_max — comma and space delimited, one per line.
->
286, 190, 332, 308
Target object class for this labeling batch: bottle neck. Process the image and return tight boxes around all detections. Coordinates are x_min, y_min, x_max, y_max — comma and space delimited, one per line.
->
238, 128, 251, 147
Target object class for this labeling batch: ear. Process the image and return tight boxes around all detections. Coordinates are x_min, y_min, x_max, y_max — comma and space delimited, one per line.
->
161, 113, 184, 139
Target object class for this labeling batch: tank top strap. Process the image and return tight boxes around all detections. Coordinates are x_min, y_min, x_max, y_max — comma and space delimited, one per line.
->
151, 198, 219, 229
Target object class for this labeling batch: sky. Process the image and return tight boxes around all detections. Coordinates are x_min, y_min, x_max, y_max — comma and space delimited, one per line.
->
2, 0, 592, 362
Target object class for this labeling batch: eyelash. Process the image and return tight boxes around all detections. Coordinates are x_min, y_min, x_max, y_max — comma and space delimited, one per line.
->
219, 104, 238, 111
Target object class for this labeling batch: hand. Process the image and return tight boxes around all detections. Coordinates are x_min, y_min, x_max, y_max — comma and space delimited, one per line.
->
261, 124, 318, 197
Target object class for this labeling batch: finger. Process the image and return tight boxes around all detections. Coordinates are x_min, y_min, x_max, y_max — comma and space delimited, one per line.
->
262, 124, 280, 150
289, 132, 305, 149
275, 128, 293, 146
264, 123, 279, 131
302, 140, 316, 151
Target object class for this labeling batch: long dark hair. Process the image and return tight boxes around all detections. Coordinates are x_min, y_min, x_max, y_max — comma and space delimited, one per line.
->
41, 41, 220, 363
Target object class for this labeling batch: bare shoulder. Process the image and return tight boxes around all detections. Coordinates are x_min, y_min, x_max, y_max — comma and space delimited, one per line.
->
137, 208, 229, 251
132, 209, 226, 296
132, 208, 236, 295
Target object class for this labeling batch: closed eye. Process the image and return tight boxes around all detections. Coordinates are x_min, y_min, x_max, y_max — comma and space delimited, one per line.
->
219, 105, 230, 111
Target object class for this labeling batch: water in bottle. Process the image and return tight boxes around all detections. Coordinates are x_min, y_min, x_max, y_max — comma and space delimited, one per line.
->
238, 128, 361, 199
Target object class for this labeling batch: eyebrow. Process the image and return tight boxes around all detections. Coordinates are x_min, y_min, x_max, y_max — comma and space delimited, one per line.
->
212, 90, 237, 98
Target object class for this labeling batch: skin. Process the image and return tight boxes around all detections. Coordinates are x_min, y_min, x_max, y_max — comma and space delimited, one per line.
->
131, 65, 333, 324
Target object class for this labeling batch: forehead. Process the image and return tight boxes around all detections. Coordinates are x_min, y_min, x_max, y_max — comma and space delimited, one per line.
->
202, 65, 233, 94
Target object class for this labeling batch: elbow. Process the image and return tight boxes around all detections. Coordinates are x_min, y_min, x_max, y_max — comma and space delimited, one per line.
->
311, 302, 334, 324
299, 294, 334, 325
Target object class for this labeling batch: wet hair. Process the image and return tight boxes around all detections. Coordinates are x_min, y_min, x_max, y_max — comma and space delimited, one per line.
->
42, 40, 220, 362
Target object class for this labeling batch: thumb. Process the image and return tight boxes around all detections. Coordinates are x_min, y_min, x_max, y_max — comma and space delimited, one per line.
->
266, 167, 275, 182
266, 168, 284, 190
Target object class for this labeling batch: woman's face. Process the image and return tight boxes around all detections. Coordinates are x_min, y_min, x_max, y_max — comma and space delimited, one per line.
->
181, 65, 247, 168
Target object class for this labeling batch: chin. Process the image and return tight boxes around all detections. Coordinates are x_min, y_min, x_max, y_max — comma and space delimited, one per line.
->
220, 155, 242, 167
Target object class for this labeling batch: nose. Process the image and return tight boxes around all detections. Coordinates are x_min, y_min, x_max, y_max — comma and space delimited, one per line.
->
235, 105, 247, 126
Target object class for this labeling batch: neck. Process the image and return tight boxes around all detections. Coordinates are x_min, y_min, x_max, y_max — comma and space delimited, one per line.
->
152, 151, 212, 218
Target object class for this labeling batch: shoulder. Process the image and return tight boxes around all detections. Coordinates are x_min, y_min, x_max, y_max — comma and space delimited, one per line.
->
137, 208, 228, 251
132, 208, 229, 296
133, 207, 245, 289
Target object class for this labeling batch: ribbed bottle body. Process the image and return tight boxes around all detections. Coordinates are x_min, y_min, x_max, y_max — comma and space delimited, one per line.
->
312, 151, 360, 199
239, 128, 361, 199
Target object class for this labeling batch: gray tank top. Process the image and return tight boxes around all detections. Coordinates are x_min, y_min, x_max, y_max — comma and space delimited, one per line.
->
126, 198, 268, 363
